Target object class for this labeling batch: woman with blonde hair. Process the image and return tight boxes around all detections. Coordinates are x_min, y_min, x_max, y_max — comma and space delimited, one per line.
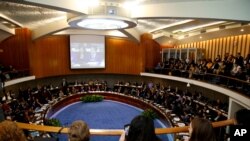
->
68, 120, 90, 141
0, 120, 27, 141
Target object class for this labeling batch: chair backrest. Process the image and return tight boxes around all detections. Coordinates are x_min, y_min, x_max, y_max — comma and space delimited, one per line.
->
34, 137, 58, 141
0, 108, 4, 122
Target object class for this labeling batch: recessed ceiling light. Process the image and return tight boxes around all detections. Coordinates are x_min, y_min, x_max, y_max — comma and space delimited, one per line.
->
150, 19, 193, 33
240, 28, 244, 32
199, 36, 202, 39
2, 21, 8, 24
77, 19, 128, 30
173, 21, 226, 33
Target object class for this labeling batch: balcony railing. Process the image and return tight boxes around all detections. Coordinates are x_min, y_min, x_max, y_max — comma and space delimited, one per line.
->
149, 68, 250, 97
16, 119, 234, 135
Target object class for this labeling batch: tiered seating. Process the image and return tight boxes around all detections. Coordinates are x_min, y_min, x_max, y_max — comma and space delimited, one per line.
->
1, 79, 229, 140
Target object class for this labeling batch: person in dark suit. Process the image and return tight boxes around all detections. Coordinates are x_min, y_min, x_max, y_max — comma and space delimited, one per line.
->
234, 109, 250, 127
0, 102, 5, 122
61, 78, 68, 95
235, 52, 244, 68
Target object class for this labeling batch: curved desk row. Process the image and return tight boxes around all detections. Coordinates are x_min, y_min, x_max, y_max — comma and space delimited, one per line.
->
17, 90, 235, 135
45, 91, 172, 126
13, 91, 235, 137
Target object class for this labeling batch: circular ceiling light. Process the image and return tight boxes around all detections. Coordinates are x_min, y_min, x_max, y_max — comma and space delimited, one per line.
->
68, 15, 137, 30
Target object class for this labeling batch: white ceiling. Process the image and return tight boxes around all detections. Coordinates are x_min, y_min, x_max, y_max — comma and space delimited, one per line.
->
0, 0, 249, 44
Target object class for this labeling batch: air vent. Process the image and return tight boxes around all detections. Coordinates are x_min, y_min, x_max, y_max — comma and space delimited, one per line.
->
241, 22, 248, 26
219, 25, 225, 29
200, 29, 206, 33
107, 7, 117, 15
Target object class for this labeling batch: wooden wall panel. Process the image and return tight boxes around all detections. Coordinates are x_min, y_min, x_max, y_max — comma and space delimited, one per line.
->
204, 41, 207, 57
231, 36, 236, 55
211, 40, 215, 60
1, 28, 160, 78
225, 37, 230, 55
29, 36, 143, 78
215, 39, 219, 59
193, 42, 196, 48
242, 35, 247, 57
176, 34, 250, 60
222, 37, 227, 56
246, 35, 250, 57
30, 36, 70, 77
219, 38, 223, 57
0, 28, 31, 70
141, 33, 161, 70
209, 40, 213, 59
238, 35, 242, 53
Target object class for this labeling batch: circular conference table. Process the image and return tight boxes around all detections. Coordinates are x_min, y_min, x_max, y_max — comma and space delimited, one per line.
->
45, 91, 173, 127
16, 91, 234, 140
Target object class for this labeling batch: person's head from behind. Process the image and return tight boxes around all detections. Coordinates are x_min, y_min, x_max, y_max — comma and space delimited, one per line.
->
126, 115, 159, 141
0, 120, 26, 141
189, 118, 216, 141
68, 120, 90, 141
235, 109, 250, 126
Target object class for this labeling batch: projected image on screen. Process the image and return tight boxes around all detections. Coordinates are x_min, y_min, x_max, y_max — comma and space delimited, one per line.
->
70, 35, 105, 69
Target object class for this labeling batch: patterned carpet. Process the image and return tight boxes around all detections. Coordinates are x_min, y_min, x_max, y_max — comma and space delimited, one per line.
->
49, 100, 172, 141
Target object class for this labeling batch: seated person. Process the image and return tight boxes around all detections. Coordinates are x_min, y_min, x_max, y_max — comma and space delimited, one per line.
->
206, 59, 214, 73
234, 67, 246, 80
68, 120, 90, 141
2, 90, 14, 103
234, 109, 250, 126
225, 109, 250, 141
154, 62, 163, 73
119, 115, 161, 141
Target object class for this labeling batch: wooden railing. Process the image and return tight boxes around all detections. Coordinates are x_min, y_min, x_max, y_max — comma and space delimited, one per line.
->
16, 119, 234, 136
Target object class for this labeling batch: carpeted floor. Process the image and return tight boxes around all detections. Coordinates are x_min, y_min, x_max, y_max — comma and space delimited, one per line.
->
49, 100, 173, 141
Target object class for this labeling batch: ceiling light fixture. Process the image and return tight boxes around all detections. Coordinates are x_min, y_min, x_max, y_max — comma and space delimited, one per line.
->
150, 19, 193, 33
173, 21, 226, 33
77, 19, 128, 30
240, 28, 244, 32
68, 15, 137, 30
2, 21, 8, 24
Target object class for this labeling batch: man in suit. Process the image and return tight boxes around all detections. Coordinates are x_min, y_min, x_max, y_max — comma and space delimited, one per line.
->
61, 78, 68, 95
235, 52, 244, 68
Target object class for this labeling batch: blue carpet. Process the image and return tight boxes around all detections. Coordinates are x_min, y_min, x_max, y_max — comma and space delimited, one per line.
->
49, 100, 173, 141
